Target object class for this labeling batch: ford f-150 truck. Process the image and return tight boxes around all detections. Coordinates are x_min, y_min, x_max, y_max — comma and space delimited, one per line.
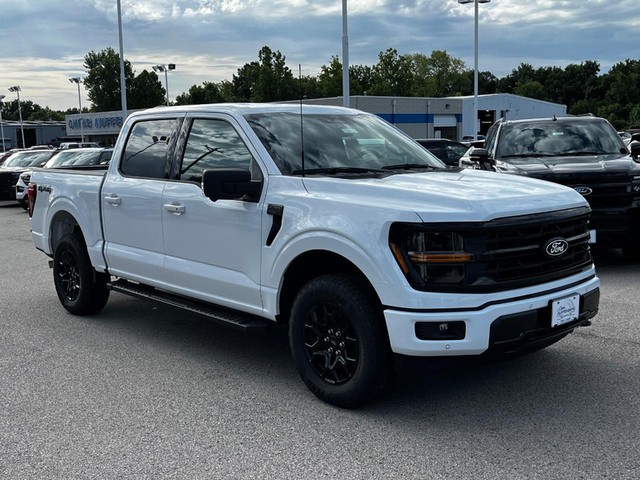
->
29, 104, 600, 407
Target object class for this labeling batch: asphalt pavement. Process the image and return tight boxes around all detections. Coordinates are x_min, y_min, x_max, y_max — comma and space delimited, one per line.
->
1, 202, 638, 479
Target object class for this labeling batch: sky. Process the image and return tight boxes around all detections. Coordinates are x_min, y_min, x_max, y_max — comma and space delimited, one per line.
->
1, 0, 639, 112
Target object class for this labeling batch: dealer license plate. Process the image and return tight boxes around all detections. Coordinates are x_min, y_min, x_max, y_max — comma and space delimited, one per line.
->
551, 293, 580, 328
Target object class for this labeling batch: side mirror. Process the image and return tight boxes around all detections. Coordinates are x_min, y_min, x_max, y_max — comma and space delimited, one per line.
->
202, 168, 262, 202
462, 147, 494, 171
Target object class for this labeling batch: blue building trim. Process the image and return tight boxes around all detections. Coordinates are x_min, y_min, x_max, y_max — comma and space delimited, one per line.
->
376, 113, 435, 124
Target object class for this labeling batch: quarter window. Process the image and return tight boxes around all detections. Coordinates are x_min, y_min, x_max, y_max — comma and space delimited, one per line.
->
180, 119, 259, 184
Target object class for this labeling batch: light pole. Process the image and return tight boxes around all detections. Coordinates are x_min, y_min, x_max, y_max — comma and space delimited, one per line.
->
117, 0, 128, 117
69, 77, 85, 142
342, 0, 350, 108
0, 94, 5, 152
8, 86, 25, 148
152, 64, 176, 106
458, 0, 490, 141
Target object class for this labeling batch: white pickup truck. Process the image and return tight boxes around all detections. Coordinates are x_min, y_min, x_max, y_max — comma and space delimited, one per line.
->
29, 104, 600, 407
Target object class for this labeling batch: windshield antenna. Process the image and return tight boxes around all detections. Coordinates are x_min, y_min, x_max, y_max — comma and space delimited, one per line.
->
299, 64, 305, 177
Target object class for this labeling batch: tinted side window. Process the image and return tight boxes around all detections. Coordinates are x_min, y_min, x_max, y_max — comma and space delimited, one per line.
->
180, 118, 260, 184
121, 119, 179, 179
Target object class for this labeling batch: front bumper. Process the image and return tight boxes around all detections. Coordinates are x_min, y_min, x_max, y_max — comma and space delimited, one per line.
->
384, 275, 599, 357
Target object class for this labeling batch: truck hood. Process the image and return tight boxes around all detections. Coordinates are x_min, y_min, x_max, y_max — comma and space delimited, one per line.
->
498, 153, 640, 177
301, 168, 588, 223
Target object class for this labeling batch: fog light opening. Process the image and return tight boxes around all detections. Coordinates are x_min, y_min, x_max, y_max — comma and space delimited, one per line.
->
415, 321, 466, 341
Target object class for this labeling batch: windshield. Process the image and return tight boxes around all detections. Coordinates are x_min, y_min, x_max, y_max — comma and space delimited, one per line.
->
497, 119, 625, 160
3, 151, 56, 167
246, 112, 444, 175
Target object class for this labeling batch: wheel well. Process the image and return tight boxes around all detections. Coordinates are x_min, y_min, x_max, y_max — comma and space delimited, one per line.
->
278, 250, 381, 324
49, 211, 83, 253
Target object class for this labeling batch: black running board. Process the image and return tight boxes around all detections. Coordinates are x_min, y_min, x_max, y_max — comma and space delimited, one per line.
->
108, 279, 273, 333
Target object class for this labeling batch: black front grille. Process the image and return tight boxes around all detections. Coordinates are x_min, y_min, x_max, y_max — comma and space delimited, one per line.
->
540, 173, 638, 209
479, 210, 592, 283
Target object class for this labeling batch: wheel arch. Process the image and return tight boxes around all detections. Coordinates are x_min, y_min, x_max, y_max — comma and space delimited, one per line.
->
277, 249, 382, 325
49, 210, 84, 253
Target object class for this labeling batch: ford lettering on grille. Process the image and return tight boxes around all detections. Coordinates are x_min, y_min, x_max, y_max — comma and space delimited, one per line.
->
544, 238, 569, 257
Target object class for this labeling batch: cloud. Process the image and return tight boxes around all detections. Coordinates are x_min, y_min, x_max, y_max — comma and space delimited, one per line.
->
1, 0, 639, 111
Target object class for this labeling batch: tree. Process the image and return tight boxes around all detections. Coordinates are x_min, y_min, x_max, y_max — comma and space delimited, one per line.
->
369, 48, 414, 96
28, 107, 64, 121
174, 81, 227, 105
129, 69, 166, 108
411, 50, 470, 97
514, 80, 547, 101
231, 46, 297, 102
317, 56, 343, 97
83, 47, 135, 111
1, 99, 37, 121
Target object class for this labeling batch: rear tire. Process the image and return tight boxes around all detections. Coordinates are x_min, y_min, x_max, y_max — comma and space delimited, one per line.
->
289, 274, 392, 408
53, 234, 110, 315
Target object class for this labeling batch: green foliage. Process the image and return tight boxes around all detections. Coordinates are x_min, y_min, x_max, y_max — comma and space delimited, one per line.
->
174, 81, 226, 105
411, 50, 470, 97
231, 46, 297, 102
83, 47, 165, 111
369, 48, 415, 96
12, 46, 640, 130
28, 107, 64, 121
129, 70, 167, 108
83, 47, 135, 111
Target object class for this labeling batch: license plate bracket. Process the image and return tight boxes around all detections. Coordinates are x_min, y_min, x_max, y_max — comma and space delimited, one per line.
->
551, 293, 580, 328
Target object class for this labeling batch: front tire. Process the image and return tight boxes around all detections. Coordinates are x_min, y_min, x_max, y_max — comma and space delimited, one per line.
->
289, 274, 392, 408
53, 234, 110, 315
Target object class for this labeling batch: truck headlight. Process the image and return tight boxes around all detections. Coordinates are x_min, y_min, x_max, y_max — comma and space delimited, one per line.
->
389, 225, 474, 287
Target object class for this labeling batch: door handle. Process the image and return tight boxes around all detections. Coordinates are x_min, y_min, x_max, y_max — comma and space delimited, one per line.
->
164, 203, 186, 215
104, 194, 121, 206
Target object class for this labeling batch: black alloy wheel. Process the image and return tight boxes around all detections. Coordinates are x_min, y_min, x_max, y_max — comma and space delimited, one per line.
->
289, 273, 392, 408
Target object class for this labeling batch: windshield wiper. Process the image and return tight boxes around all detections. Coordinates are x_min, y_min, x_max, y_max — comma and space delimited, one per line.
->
500, 153, 556, 159
291, 166, 386, 175
555, 151, 609, 156
381, 163, 440, 170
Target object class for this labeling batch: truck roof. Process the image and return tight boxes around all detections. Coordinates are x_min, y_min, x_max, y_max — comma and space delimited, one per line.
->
130, 103, 363, 118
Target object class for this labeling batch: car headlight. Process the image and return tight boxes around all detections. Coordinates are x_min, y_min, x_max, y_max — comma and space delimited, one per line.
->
389, 224, 474, 287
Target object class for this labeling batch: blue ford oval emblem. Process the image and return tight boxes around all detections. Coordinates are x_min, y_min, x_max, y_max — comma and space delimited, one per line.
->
574, 186, 593, 196
544, 238, 569, 257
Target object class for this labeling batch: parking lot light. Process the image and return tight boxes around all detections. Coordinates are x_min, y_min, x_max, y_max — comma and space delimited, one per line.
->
0, 94, 6, 152
8, 86, 25, 148
152, 64, 176, 106
69, 77, 85, 142
458, 0, 491, 141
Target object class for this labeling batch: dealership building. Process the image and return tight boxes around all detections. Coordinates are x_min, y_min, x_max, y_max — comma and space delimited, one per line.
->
59, 93, 567, 145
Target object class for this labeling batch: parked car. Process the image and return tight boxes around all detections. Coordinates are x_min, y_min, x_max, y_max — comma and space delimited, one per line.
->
0, 150, 57, 202
459, 115, 640, 260
461, 134, 486, 143
15, 148, 113, 209
0, 149, 21, 167
415, 138, 470, 167
59, 142, 100, 149
43, 147, 113, 168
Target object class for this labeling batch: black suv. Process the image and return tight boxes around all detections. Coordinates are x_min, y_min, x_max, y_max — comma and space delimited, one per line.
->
460, 115, 640, 260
